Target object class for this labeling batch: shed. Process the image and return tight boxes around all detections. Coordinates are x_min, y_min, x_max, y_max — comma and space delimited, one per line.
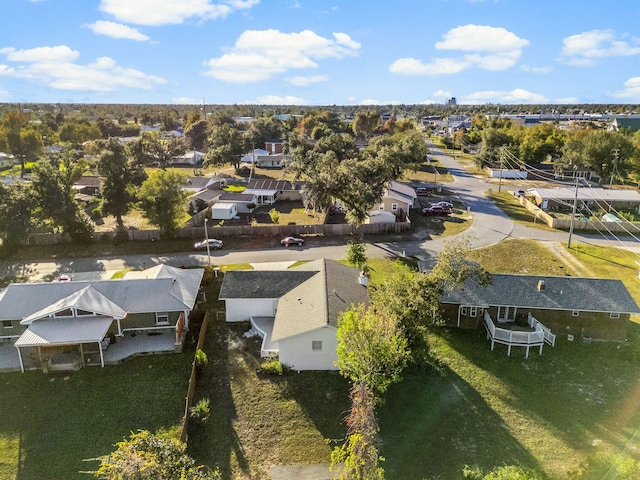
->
211, 202, 237, 220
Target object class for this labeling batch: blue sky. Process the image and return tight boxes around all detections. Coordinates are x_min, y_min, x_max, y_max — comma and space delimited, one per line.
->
1, 0, 640, 106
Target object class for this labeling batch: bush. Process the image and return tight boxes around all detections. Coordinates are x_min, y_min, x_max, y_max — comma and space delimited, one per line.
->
189, 398, 211, 423
259, 357, 291, 376
195, 348, 208, 367
91, 207, 102, 220
113, 226, 130, 244
269, 208, 280, 224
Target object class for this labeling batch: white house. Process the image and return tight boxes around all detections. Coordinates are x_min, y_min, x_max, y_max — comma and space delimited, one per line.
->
375, 180, 417, 219
218, 259, 370, 370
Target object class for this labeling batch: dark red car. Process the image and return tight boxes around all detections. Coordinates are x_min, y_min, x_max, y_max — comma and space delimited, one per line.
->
416, 187, 433, 196
422, 205, 452, 216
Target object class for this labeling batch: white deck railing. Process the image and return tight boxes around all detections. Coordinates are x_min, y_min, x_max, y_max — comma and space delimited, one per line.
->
484, 311, 549, 358
528, 313, 556, 347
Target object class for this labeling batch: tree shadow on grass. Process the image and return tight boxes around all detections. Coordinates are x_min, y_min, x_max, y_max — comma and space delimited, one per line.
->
429, 327, 640, 473
187, 281, 250, 478
378, 363, 544, 479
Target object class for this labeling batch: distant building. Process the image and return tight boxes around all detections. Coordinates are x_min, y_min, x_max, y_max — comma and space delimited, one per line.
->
447, 97, 457, 107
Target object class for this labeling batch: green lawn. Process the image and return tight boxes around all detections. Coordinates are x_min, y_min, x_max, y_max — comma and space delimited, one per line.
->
487, 190, 557, 231
0, 353, 193, 480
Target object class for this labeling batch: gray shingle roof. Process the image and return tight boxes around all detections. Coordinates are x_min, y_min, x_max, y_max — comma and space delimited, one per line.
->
218, 259, 370, 341
442, 274, 640, 314
218, 271, 316, 299
0, 266, 205, 321
272, 259, 370, 341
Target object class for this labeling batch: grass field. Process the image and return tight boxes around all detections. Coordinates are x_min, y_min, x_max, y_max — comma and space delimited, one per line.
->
0, 352, 193, 480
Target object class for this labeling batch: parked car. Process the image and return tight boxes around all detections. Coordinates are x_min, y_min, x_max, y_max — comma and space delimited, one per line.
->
512, 189, 526, 197
194, 238, 223, 250
416, 187, 433, 196
281, 236, 304, 247
422, 205, 452, 216
431, 201, 453, 209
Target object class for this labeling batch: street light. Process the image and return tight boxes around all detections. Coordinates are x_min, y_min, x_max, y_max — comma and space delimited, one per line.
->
203, 217, 211, 265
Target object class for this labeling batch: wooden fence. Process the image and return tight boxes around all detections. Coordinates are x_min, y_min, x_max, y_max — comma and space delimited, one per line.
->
179, 311, 209, 443
518, 196, 640, 233
26, 220, 412, 245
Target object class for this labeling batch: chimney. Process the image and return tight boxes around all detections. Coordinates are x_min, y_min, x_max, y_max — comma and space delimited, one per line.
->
537, 280, 545, 291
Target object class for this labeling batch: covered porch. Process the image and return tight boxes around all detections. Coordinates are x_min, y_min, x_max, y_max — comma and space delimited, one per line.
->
11, 313, 187, 372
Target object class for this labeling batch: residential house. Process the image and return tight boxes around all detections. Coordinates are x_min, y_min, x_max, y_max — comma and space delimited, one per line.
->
244, 179, 304, 205
528, 187, 640, 213
375, 180, 417, 220
240, 148, 270, 165
218, 259, 370, 370
609, 117, 640, 132
265, 138, 284, 154
0, 152, 14, 169
73, 176, 101, 197
217, 191, 258, 214
255, 153, 293, 168
183, 176, 226, 215
440, 273, 640, 341
0, 265, 204, 372
171, 150, 205, 166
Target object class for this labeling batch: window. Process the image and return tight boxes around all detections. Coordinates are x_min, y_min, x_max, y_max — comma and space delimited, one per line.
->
460, 306, 468, 316
312, 341, 323, 351
391, 203, 398, 212
156, 312, 170, 325
470, 307, 477, 317
2, 320, 12, 329
572, 310, 580, 317
610, 312, 620, 318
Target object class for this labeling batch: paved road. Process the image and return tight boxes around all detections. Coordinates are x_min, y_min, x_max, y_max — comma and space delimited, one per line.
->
2, 144, 638, 281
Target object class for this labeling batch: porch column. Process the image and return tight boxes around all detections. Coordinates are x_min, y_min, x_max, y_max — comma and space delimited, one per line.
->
17, 347, 24, 373
183, 310, 189, 330
98, 341, 105, 368
80, 343, 85, 368
116, 318, 123, 337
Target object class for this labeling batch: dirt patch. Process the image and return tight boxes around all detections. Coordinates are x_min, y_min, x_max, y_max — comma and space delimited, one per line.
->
541, 241, 594, 277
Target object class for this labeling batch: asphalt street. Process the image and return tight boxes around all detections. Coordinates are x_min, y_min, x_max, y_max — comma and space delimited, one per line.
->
1, 143, 638, 282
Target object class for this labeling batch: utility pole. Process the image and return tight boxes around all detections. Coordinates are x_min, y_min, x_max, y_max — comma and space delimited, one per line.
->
498, 147, 504, 193
610, 149, 619, 188
567, 177, 579, 249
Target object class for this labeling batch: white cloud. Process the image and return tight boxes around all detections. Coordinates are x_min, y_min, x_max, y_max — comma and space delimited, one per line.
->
286, 74, 328, 86
390, 24, 527, 76
255, 95, 309, 105
359, 98, 402, 105
86, 20, 150, 42
99, 0, 259, 26
433, 89, 452, 98
520, 64, 552, 74
0, 46, 166, 92
203, 29, 360, 83
462, 88, 548, 104
608, 77, 640, 100
435, 25, 529, 52
559, 30, 640, 66
0, 45, 79, 63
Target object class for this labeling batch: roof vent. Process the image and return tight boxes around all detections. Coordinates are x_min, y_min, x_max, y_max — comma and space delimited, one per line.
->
537, 280, 545, 291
